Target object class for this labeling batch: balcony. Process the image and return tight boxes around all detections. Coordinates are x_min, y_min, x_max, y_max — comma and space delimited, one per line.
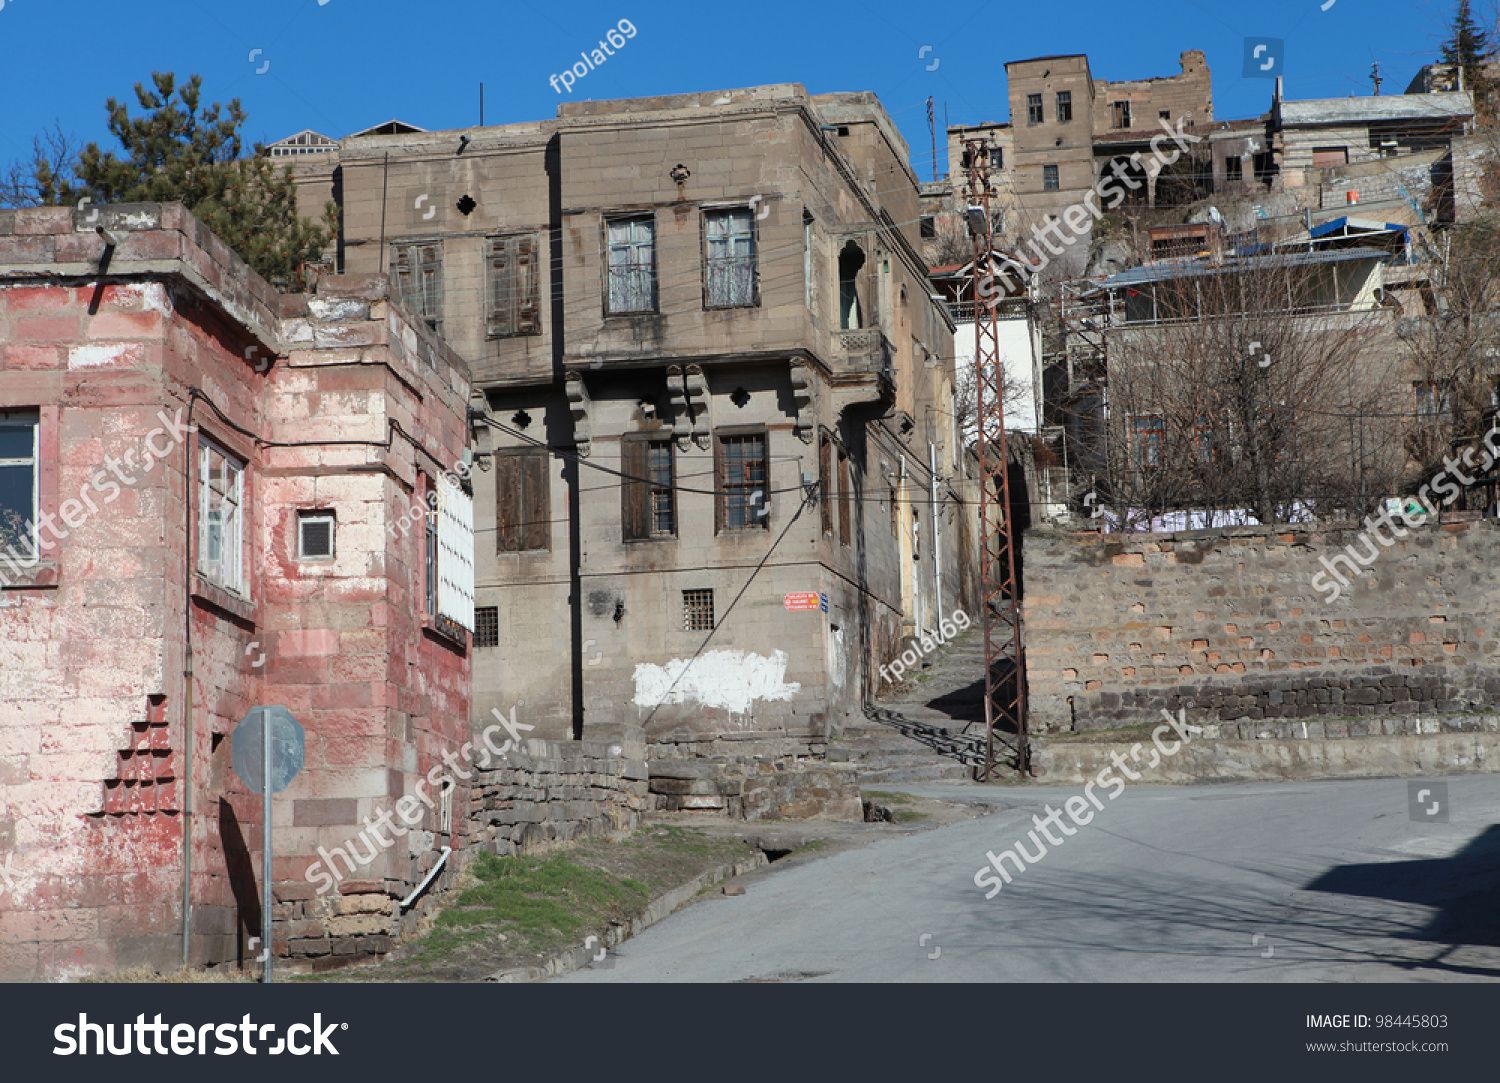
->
834, 328, 895, 404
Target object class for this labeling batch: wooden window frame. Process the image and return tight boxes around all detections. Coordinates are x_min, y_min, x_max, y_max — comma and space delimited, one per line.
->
837, 448, 851, 547
1043, 165, 1059, 191
703, 207, 759, 309
714, 428, 769, 533
390, 240, 443, 334
485, 232, 542, 338
621, 435, 676, 542
1056, 91, 1072, 123
604, 214, 658, 315
1026, 93, 1043, 125
495, 448, 551, 552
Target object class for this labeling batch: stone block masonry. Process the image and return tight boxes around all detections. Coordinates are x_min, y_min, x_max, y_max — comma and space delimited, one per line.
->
1024, 518, 1500, 733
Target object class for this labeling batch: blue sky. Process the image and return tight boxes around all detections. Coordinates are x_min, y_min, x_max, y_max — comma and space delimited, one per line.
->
0, 0, 1473, 181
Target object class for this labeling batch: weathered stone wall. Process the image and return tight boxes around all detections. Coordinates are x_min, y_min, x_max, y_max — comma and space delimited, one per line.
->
1024, 517, 1500, 732
648, 756, 862, 820
463, 736, 648, 860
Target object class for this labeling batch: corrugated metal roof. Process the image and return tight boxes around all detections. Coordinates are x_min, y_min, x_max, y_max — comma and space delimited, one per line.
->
1096, 246, 1390, 290
1279, 91, 1472, 126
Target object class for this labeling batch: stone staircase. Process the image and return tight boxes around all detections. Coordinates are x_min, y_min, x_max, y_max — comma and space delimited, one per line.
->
829, 629, 1009, 783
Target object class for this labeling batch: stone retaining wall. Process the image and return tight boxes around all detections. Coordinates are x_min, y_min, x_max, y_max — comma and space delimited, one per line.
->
1024, 517, 1500, 732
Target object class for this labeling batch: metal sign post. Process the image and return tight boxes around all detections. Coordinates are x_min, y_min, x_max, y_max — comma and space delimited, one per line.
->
231, 705, 305, 984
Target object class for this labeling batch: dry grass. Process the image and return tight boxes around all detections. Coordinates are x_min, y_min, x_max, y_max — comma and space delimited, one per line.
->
80, 965, 253, 984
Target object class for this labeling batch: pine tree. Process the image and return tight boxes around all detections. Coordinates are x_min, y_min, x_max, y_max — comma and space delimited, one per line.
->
1441, 0, 1496, 112
34, 73, 336, 291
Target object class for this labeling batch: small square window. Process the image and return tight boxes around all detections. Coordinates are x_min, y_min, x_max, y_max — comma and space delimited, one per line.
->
683, 588, 714, 631
474, 606, 500, 648
297, 512, 335, 560
1159, 110, 1170, 120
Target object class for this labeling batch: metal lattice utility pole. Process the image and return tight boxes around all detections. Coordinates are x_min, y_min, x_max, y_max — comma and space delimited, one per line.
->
962, 139, 1028, 779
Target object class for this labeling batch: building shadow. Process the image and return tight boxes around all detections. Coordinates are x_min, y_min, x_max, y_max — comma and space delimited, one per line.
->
1304, 823, 1500, 954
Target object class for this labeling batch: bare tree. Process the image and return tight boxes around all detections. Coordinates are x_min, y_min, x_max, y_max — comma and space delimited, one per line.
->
1085, 254, 1404, 529
0, 124, 79, 208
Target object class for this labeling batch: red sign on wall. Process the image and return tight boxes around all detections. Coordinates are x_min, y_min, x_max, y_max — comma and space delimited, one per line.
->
784, 592, 822, 612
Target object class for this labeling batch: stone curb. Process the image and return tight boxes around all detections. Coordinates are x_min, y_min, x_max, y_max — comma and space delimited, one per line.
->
1033, 731, 1500, 785
482, 852, 770, 983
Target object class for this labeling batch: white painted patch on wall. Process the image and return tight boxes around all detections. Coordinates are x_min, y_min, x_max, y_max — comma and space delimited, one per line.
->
633, 649, 801, 714
67, 343, 136, 369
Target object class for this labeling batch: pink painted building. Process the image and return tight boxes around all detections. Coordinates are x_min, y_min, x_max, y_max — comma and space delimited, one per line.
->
0, 203, 475, 980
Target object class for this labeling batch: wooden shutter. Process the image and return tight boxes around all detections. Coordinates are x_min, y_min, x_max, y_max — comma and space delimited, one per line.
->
522, 452, 549, 551
620, 438, 649, 541
819, 436, 833, 534
713, 436, 725, 535
838, 451, 851, 546
391, 244, 413, 308
487, 238, 513, 337
418, 244, 442, 326
516, 234, 540, 334
496, 454, 521, 552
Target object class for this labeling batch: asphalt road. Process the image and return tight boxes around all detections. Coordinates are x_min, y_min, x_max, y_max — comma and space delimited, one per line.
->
556, 775, 1500, 982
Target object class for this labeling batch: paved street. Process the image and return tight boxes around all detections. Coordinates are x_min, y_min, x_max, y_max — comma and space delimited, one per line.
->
557, 776, 1500, 982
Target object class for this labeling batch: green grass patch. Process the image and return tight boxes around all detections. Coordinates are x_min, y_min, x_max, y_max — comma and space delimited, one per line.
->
861, 790, 915, 805
417, 851, 648, 961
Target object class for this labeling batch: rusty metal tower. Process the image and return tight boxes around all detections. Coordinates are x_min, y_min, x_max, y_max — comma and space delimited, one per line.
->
961, 138, 1028, 779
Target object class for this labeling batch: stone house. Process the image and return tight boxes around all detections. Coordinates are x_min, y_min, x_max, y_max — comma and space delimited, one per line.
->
0, 203, 474, 980
293, 85, 974, 761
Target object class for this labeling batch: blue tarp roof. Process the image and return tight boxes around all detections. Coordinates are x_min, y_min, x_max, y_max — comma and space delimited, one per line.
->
1095, 246, 1392, 291
1307, 216, 1408, 239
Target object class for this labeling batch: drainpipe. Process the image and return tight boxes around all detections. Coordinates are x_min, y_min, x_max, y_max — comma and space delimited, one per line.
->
929, 441, 944, 629
180, 394, 198, 968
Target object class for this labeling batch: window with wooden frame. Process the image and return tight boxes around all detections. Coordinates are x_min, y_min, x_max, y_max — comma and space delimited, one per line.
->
1026, 93, 1043, 124
0, 409, 38, 559
390, 241, 443, 333
495, 449, 550, 552
621, 436, 676, 541
715, 430, 768, 532
486, 232, 541, 338
1112, 100, 1132, 129
1043, 165, 1060, 191
198, 437, 245, 596
1130, 415, 1164, 469
819, 436, 834, 535
605, 215, 657, 314
1056, 91, 1072, 123
837, 449, 851, 546
704, 208, 757, 307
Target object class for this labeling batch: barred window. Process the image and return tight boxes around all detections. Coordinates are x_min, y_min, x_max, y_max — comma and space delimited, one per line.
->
716, 432, 768, 531
474, 606, 499, 648
683, 588, 714, 631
